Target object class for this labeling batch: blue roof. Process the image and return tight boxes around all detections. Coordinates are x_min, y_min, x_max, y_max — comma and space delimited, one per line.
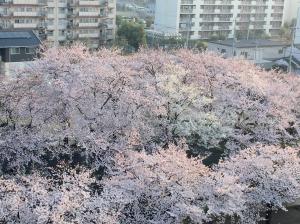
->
0, 30, 41, 48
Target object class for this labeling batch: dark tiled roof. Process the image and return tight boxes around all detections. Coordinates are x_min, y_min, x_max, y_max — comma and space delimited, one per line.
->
0, 30, 41, 48
209, 39, 289, 48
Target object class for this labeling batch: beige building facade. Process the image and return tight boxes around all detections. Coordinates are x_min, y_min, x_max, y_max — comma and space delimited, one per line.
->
155, 0, 287, 40
0, 0, 116, 48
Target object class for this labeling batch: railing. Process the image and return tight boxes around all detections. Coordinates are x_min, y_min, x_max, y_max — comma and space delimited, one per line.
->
181, 0, 194, 4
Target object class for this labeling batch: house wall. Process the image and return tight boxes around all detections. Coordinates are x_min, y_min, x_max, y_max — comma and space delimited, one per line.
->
0, 49, 6, 62
8, 47, 36, 63
208, 43, 286, 64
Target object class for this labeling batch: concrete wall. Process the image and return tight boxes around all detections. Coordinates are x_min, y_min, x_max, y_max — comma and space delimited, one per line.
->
0, 61, 34, 76
270, 206, 300, 224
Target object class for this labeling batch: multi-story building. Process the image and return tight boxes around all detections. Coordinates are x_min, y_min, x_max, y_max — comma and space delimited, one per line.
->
283, 0, 300, 24
155, 0, 286, 40
0, 0, 116, 48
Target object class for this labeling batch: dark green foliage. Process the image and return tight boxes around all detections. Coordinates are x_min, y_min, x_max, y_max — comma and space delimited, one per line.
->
117, 21, 146, 51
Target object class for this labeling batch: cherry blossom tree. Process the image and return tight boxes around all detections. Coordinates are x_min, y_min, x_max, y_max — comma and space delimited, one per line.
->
100, 144, 300, 224
0, 45, 299, 223
0, 168, 102, 223
0, 45, 299, 173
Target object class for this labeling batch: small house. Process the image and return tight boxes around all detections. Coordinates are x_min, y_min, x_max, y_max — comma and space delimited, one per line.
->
0, 30, 41, 63
207, 39, 289, 64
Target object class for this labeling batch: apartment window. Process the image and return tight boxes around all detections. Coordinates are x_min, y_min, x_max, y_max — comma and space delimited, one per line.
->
106, 29, 113, 35
48, 8, 54, 13
47, 30, 54, 36
241, 51, 248, 58
25, 48, 34, 54
47, 19, 54, 25
80, 7, 97, 12
10, 48, 20, 54
26, 19, 33, 23
15, 19, 24, 23
59, 8, 65, 14
80, 18, 98, 23
278, 48, 283, 54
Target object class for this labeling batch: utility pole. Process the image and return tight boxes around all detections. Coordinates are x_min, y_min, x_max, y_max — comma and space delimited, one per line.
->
289, 26, 296, 73
247, 18, 251, 40
54, 0, 59, 47
185, 13, 191, 49
232, 18, 236, 57
151, 30, 155, 48
289, 6, 300, 73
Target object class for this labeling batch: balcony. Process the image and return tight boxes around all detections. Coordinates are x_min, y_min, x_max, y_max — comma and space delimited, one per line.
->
100, 0, 115, 7
181, 0, 194, 4
0, 12, 12, 17
273, 0, 284, 5
79, 33, 99, 38
13, 11, 39, 17
58, 35, 67, 41
79, 0, 100, 6
79, 11, 99, 17
47, 13, 67, 19
105, 22, 114, 29
106, 33, 114, 40
78, 22, 99, 27
47, 24, 54, 30
13, 23, 37, 28
12, 0, 40, 4
180, 8, 194, 14
201, 9, 233, 14
47, 1, 67, 7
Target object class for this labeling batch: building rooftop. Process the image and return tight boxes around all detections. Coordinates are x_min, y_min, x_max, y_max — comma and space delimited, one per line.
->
0, 30, 41, 48
209, 39, 289, 48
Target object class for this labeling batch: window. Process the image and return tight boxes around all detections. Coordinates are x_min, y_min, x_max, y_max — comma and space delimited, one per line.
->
10, 48, 20, 54
15, 19, 24, 23
59, 8, 65, 14
25, 48, 34, 54
48, 8, 54, 13
241, 51, 248, 58
47, 30, 54, 36
278, 48, 283, 54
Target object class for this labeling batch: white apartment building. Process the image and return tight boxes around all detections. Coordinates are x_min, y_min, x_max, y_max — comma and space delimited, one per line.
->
0, 0, 116, 48
283, 0, 300, 24
155, 0, 286, 40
